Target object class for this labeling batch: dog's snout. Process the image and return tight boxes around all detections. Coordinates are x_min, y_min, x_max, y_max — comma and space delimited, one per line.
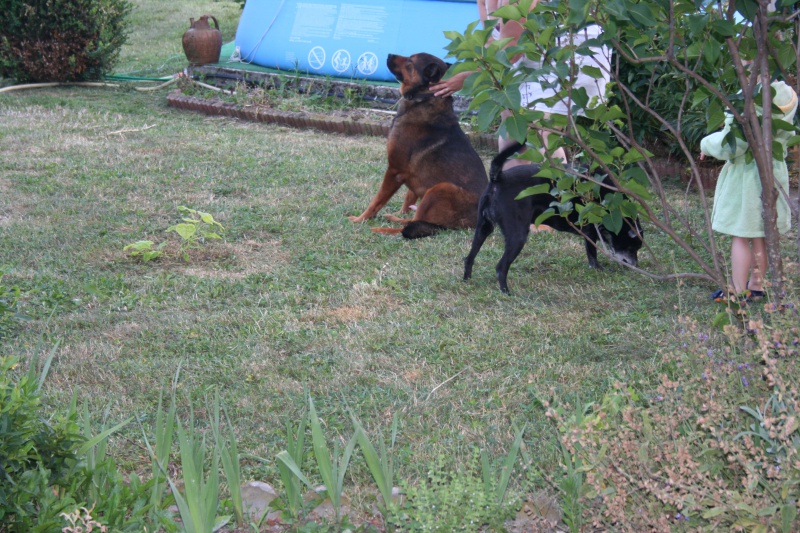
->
618, 253, 638, 267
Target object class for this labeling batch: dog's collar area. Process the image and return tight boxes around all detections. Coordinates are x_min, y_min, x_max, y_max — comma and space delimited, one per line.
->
402, 89, 439, 102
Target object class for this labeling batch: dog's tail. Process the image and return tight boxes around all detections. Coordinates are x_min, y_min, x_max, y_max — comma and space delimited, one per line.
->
402, 221, 446, 239
490, 142, 526, 183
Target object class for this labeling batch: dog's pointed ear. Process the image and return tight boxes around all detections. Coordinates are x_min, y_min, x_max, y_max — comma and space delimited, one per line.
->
423, 61, 445, 83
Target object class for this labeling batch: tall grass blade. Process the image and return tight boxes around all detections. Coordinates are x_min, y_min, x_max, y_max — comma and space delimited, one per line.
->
308, 396, 355, 523
275, 406, 309, 518
480, 449, 493, 497
495, 424, 525, 505
337, 431, 358, 500
28, 338, 60, 392
175, 407, 224, 533
351, 411, 397, 511
77, 415, 133, 456
276, 450, 313, 490
308, 396, 335, 495
212, 391, 244, 527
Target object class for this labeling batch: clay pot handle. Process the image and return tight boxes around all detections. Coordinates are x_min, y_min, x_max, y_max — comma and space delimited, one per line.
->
207, 14, 220, 30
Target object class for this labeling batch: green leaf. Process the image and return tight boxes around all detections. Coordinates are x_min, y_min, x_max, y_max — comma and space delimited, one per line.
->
580, 65, 603, 80
602, 209, 623, 234
626, 3, 658, 26
782, 503, 797, 533
308, 397, 335, 496
623, 180, 652, 201
477, 100, 502, 131
703, 506, 727, 518
711, 20, 736, 37
567, 0, 590, 25
686, 13, 708, 36
35, 340, 59, 392
495, 424, 525, 505
77, 416, 133, 456
736, 0, 759, 22
276, 450, 313, 488
534, 209, 556, 226
711, 311, 731, 329
168, 223, 197, 241
787, 135, 800, 148
703, 39, 721, 65
516, 183, 551, 199
503, 113, 529, 144
124, 240, 154, 251
352, 412, 397, 511
492, 4, 522, 20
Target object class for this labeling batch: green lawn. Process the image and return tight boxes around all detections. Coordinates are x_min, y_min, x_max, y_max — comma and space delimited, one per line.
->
2, 0, 798, 528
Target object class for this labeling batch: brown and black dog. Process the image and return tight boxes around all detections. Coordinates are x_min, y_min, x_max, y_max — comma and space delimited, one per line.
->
348, 53, 487, 238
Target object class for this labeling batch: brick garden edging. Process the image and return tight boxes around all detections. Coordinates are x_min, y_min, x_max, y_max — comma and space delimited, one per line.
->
166, 91, 498, 151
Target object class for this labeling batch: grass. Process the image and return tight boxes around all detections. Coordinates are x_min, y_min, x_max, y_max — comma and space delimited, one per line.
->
1, 0, 798, 523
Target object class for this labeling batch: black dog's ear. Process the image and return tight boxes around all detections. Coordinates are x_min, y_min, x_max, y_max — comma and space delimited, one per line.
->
423, 62, 445, 83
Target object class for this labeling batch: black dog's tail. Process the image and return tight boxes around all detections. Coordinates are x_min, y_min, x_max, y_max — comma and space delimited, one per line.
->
490, 142, 526, 183
402, 221, 446, 239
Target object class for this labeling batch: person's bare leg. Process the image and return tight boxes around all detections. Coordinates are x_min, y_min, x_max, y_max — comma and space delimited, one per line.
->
748, 237, 767, 292
730, 236, 752, 294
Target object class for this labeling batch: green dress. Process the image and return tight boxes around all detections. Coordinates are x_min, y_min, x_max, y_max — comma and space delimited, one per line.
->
700, 80, 796, 238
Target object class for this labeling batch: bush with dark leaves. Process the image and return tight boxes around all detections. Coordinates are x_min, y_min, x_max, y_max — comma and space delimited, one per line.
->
0, 0, 131, 83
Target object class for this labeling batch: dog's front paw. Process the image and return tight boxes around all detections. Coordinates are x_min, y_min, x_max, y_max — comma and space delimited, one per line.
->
348, 215, 366, 223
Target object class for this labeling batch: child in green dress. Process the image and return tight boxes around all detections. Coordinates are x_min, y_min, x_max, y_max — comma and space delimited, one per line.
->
700, 80, 797, 301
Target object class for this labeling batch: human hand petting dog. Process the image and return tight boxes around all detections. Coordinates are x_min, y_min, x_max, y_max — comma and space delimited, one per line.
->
430, 71, 471, 97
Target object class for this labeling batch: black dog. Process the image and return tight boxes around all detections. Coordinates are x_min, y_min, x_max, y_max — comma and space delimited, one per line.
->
463, 143, 644, 293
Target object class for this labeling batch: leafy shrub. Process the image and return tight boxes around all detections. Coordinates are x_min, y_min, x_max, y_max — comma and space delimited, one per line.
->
611, 56, 719, 155
0, 355, 85, 530
0, 0, 131, 83
544, 300, 800, 530
0, 354, 150, 531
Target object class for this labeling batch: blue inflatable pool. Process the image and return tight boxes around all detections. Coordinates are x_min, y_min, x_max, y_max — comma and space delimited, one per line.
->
234, 0, 478, 82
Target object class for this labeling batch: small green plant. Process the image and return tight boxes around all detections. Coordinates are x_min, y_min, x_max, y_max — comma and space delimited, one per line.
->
480, 424, 525, 508
0, 343, 145, 532
351, 411, 399, 516
275, 405, 311, 520
167, 205, 225, 261
167, 405, 230, 533
307, 396, 358, 526
139, 369, 179, 528
212, 391, 245, 529
123, 240, 166, 262
388, 455, 516, 531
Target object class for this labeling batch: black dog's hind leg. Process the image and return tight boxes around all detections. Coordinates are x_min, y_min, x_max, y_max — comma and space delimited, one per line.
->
463, 216, 495, 281
496, 226, 529, 294
583, 228, 603, 269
